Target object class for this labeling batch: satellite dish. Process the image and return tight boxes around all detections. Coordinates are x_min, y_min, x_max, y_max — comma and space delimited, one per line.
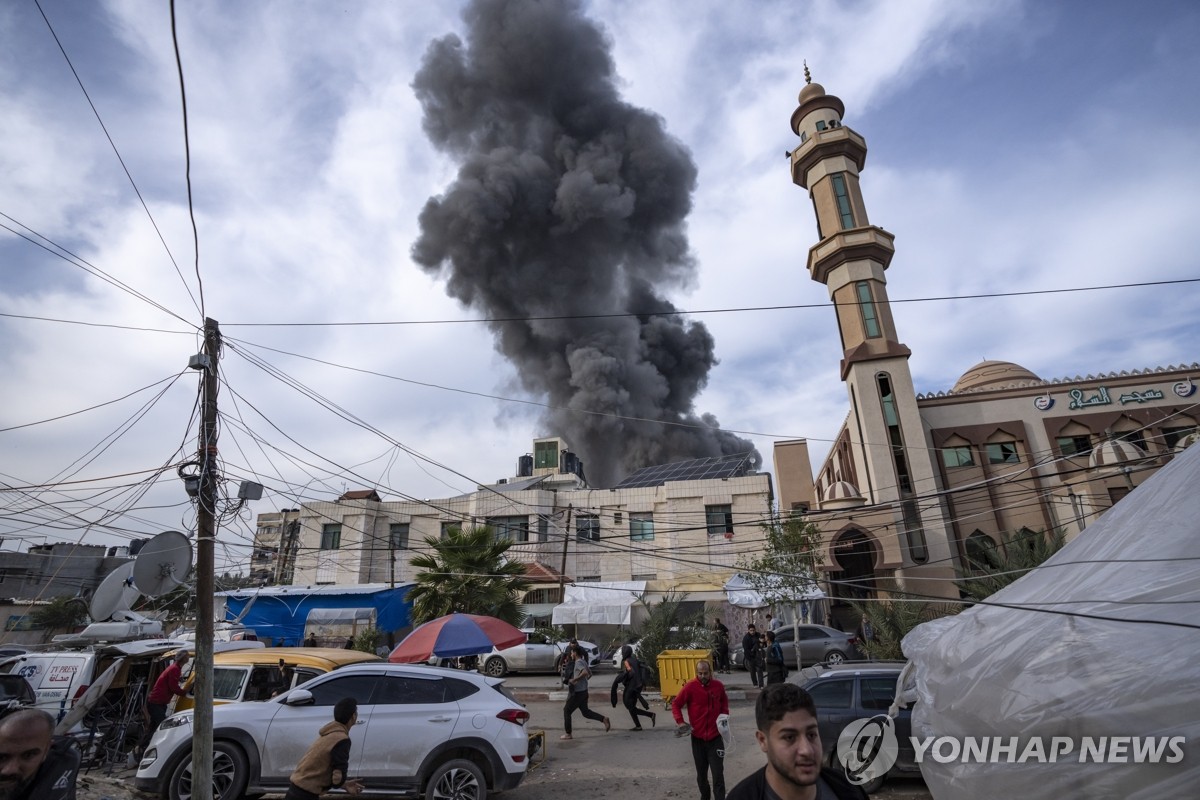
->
89, 563, 140, 622
133, 530, 193, 597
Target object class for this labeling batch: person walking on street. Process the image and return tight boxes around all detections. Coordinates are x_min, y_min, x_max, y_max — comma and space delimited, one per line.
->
562, 644, 610, 739
0, 709, 81, 800
285, 697, 364, 800
713, 618, 731, 673
764, 631, 787, 686
741, 624, 763, 688
611, 645, 656, 730
671, 660, 730, 800
726, 683, 867, 800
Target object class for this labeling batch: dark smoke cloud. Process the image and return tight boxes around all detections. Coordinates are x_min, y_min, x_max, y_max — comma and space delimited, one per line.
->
411, 0, 760, 486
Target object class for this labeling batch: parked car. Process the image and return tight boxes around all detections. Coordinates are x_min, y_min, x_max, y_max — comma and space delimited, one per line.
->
796, 662, 921, 794
731, 624, 860, 668
170, 646, 381, 713
135, 662, 530, 800
480, 629, 600, 677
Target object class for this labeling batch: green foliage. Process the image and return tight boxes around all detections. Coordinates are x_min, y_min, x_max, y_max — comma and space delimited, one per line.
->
956, 529, 1066, 601
531, 623, 568, 643
30, 596, 88, 640
351, 627, 383, 654
406, 526, 533, 625
736, 514, 824, 607
630, 592, 712, 689
848, 591, 959, 661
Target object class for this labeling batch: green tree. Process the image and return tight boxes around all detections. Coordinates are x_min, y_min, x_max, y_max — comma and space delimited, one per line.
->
956, 529, 1066, 601
736, 515, 825, 667
407, 526, 532, 625
630, 591, 711, 689
30, 596, 88, 641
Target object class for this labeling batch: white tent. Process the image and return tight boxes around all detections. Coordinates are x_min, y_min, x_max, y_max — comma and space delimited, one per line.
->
723, 572, 824, 609
552, 581, 646, 625
902, 445, 1200, 798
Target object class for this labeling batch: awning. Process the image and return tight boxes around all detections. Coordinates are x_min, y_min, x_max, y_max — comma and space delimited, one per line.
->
724, 573, 824, 609
552, 581, 646, 625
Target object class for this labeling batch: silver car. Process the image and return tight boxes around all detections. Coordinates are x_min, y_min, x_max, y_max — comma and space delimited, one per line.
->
731, 624, 860, 668
481, 629, 600, 677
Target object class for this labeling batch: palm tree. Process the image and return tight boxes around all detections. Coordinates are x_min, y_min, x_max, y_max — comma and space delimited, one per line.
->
956, 529, 1066, 601
407, 526, 533, 625
30, 595, 88, 642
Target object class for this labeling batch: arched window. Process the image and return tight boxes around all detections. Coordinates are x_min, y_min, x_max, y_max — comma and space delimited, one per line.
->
964, 531, 998, 572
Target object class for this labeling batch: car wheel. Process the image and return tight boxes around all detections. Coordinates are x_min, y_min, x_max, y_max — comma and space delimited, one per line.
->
425, 757, 486, 800
483, 656, 507, 677
167, 741, 249, 800
826, 650, 847, 665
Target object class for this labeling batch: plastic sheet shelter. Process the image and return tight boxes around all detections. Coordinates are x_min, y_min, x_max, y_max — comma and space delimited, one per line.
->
901, 444, 1200, 799
552, 581, 646, 625
217, 584, 413, 647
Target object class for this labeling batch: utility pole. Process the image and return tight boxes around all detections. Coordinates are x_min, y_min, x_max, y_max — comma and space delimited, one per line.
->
557, 504, 573, 608
193, 317, 220, 792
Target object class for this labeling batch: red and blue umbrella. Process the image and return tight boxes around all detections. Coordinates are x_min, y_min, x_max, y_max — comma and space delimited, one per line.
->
389, 613, 527, 663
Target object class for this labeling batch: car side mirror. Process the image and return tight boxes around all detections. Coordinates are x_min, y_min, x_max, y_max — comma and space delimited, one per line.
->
283, 688, 314, 706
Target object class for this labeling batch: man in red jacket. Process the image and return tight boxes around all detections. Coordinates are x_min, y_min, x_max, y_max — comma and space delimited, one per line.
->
672, 660, 730, 800
145, 650, 190, 741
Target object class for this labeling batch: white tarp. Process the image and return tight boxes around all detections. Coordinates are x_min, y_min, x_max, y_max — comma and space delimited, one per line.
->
723, 573, 825, 608
902, 444, 1200, 798
552, 581, 646, 625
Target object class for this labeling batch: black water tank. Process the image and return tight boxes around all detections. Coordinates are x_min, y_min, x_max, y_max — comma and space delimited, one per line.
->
518, 455, 534, 477
560, 451, 578, 475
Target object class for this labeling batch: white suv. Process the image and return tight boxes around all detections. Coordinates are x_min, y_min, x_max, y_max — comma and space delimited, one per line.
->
135, 663, 530, 800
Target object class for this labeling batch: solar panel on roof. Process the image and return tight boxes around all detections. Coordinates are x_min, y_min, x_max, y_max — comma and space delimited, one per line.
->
612, 452, 754, 489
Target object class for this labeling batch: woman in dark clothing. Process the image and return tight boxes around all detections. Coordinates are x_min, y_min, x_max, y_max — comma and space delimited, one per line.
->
764, 630, 787, 685
610, 645, 656, 730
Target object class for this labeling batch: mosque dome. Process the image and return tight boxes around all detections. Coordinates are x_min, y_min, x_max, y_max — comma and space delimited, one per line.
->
951, 360, 1042, 393
1089, 439, 1145, 470
821, 480, 866, 510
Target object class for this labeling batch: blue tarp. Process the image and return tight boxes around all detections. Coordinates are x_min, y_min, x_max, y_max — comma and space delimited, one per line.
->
219, 584, 413, 647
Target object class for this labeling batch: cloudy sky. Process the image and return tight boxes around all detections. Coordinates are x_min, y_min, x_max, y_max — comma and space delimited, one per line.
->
2, 0, 1198, 571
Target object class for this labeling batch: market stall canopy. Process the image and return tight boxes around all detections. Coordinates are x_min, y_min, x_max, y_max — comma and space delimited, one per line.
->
723, 573, 824, 608
902, 445, 1200, 799
552, 581, 646, 625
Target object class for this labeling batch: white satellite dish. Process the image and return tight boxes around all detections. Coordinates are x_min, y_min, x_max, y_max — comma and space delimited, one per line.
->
133, 530, 193, 597
89, 562, 140, 622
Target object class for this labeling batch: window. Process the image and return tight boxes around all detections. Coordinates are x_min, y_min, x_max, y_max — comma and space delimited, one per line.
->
580, 575, 602, 582
1115, 429, 1147, 451
877, 373, 914, 493
319, 524, 341, 551
986, 442, 1020, 464
576, 514, 600, 542
855, 281, 881, 338
942, 446, 974, 468
440, 521, 461, 539
831, 173, 855, 229
807, 678, 852, 709
375, 675, 448, 705
816, 120, 827, 131
1057, 435, 1092, 457
1162, 425, 1198, 449
534, 441, 558, 470
705, 505, 733, 535
487, 516, 530, 543
211, 668, 248, 701
631, 572, 657, 581
861, 677, 898, 711
389, 523, 409, 550
613, 512, 623, 525
307, 675, 381, 706
629, 513, 655, 541
964, 532, 998, 571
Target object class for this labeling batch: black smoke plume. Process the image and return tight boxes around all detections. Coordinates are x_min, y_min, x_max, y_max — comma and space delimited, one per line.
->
411, 0, 760, 486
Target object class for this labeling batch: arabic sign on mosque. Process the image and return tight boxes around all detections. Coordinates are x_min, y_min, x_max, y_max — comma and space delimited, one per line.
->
1033, 379, 1195, 412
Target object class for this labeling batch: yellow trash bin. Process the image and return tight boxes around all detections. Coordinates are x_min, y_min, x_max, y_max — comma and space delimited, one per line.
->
655, 649, 711, 706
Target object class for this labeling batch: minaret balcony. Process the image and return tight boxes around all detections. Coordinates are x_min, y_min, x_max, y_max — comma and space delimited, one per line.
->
791, 127, 868, 189
807, 226, 896, 285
